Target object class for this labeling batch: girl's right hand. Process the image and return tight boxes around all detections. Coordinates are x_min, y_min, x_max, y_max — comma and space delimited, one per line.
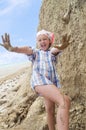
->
0, 33, 13, 51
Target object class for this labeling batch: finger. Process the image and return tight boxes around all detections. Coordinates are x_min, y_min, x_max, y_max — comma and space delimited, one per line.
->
5, 33, 8, 42
62, 33, 67, 43
7, 34, 10, 43
63, 34, 67, 40
1, 35, 5, 43
62, 33, 67, 38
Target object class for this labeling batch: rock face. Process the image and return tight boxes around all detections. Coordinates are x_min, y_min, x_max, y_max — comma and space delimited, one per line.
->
0, 0, 86, 130
38, 0, 86, 129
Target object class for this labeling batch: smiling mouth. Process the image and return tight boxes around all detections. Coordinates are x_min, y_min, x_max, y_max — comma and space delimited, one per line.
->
40, 44, 46, 48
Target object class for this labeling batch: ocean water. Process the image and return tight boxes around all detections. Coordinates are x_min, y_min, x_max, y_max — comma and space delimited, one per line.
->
0, 62, 30, 78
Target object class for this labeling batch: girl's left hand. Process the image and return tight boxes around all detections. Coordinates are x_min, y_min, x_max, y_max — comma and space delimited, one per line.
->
54, 33, 71, 50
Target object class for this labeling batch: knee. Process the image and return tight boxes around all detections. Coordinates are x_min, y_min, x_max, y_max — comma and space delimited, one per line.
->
58, 95, 71, 109
64, 95, 71, 109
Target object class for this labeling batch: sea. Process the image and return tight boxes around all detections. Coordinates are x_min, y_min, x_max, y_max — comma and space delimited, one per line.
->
0, 61, 30, 78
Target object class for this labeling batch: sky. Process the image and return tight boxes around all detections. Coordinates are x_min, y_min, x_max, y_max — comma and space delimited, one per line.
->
0, 0, 42, 66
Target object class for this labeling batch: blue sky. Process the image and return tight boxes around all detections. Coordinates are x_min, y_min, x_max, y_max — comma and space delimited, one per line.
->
0, 0, 42, 65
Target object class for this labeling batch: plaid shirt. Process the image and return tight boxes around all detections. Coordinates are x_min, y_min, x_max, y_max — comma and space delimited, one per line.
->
27, 49, 61, 89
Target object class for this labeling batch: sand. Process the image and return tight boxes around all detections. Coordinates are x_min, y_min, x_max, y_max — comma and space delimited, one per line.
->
0, 61, 48, 130
0, 62, 33, 129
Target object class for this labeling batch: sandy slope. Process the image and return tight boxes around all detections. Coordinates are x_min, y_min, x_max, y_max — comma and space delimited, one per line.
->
0, 63, 47, 130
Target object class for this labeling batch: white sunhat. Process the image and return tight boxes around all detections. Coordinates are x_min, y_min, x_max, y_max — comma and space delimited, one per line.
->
36, 29, 54, 44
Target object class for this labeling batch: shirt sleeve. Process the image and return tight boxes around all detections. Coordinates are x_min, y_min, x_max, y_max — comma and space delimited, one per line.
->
26, 48, 36, 63
51, 50, 62, 64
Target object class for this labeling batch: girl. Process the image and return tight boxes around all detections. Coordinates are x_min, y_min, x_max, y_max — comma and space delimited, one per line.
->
0, 30, 71, 130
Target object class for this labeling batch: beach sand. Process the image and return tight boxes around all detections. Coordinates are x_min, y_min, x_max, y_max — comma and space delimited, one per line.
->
0, 62, 47, 130
0, 62, 36, 130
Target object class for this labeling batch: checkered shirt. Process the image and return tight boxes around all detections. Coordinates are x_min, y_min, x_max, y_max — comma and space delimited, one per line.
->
27, 49, 61, 89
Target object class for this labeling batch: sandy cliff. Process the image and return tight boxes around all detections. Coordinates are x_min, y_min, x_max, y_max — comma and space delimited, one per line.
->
38, 0, 86, 129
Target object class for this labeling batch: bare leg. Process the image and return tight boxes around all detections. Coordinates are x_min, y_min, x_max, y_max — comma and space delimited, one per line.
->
35, 85, 71, 130
44, 98, 55, 130
57, 95, 71, 130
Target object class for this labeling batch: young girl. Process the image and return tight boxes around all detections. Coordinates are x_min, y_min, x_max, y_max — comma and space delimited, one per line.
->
0, 30, 71, 130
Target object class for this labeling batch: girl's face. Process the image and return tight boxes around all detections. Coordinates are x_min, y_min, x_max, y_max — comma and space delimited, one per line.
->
37, 34, 51, 51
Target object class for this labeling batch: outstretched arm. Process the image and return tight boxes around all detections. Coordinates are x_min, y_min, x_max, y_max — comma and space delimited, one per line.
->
53, 33, 71, 50
0, 33, 33, 55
